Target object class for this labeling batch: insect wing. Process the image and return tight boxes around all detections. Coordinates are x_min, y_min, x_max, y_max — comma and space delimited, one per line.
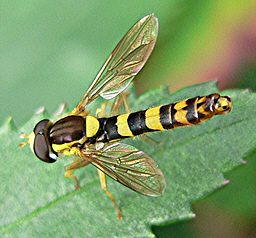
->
83, 142, 166, 197
76, 14, 158, 111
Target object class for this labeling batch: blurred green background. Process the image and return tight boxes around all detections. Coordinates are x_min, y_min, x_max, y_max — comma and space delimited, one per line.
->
1, 1, 256, 237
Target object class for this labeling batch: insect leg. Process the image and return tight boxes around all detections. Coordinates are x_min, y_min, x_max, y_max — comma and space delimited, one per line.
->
120, 92, 163, 146
121, 91, 131, 113
65, 157, 90, 190
97, 168, 123, 220
140, 134, 164, 147
110, 92, 131, 116
96, 101, 113, 117
96, 92, 131, 119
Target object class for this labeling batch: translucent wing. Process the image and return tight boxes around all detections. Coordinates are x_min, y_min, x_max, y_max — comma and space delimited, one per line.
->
76, 14, 158, 112
82, 142, 166, 197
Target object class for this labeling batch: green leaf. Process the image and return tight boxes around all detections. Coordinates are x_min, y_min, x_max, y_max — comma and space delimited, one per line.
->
0, 81, 254, 237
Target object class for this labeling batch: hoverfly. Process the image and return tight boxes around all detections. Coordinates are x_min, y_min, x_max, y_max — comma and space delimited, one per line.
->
20, 14, 232, 219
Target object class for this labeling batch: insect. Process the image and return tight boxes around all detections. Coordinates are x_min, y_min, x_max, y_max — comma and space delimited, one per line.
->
20, 14, 232, 219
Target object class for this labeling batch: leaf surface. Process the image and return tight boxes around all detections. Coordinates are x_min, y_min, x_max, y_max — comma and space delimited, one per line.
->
0, 81, 254, 237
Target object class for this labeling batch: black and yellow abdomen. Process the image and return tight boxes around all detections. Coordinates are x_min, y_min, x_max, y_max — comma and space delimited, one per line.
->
40, 93, 231, 155
97, 93, 232, 143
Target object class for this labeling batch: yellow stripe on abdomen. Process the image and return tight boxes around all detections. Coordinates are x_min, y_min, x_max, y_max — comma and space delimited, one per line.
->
145, 106, 164, 131
116, 114, 134, 137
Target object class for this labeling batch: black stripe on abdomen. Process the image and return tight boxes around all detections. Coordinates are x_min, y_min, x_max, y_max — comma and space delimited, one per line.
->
103, 116, 120, 141
160, 104, 173, 129
127, 110, 151, 135
182, 97, 199, 124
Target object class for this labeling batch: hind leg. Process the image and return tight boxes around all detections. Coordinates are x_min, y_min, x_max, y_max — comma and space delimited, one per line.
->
97, 169, 123, 220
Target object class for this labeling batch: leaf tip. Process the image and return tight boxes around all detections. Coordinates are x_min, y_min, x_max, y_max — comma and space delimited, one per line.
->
34, 106, 50, 118
0, 117, 17, 133
53, 102, 69, 118
35, 106, 45, 114
223, 180, 230, 186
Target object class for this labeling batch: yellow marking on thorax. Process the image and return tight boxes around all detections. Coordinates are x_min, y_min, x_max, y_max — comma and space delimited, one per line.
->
86, 115, 100, 138
52, 141, 78, 155
145, 106, 164, 131
52, 136, 87, 156
116, 114, 134, 137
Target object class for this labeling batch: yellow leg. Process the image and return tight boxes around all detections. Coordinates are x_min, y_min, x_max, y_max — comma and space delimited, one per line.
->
96, 92, 131, 118
110, 92, 131, 116
97, 169, 123, 220
65, 169, 81, 190
121, 91, 131, 113
96, 101, 113, 117
65, 157, 90, 190
140, 134, 164, 146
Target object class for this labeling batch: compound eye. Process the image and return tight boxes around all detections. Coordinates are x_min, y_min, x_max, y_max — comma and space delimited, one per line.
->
34, 119, 50, 134
33, 120, 57, 163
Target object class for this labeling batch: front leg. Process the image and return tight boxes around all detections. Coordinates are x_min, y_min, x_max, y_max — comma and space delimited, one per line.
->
65, 156, 90, 190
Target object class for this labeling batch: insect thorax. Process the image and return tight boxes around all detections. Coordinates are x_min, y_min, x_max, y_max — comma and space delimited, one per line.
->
49, 115, 101, 154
